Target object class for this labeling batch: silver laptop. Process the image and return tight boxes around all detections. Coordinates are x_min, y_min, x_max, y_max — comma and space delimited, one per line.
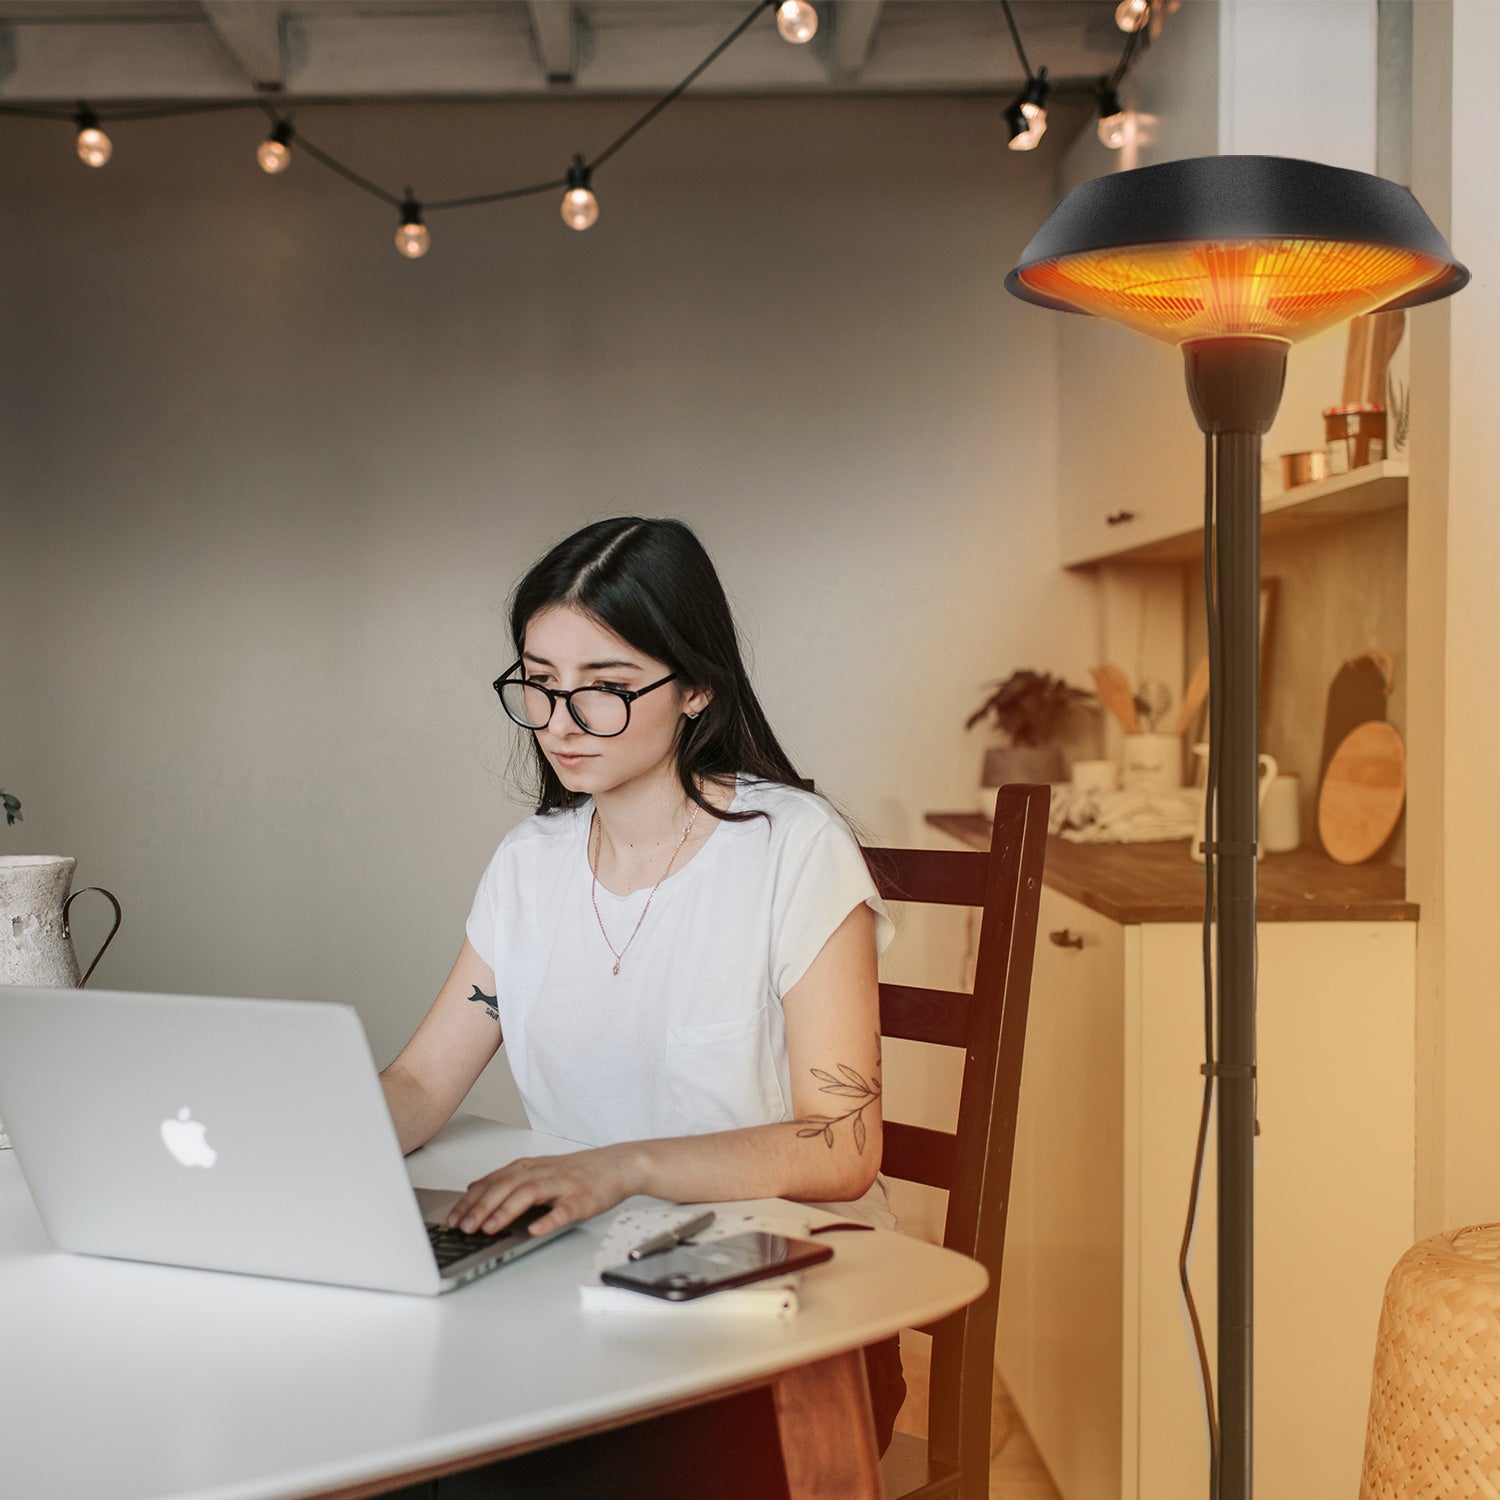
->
0, 986, 571, 1295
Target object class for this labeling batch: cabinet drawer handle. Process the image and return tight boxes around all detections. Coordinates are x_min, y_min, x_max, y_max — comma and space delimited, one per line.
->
1105, 510, 1137, 527
1048, 928, 1084, 950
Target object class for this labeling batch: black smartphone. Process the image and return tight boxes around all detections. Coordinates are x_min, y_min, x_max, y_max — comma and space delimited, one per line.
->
599, 1231, 834, 1301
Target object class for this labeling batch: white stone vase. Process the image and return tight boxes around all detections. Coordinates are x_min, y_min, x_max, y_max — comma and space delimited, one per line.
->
1, 855, 121, 1149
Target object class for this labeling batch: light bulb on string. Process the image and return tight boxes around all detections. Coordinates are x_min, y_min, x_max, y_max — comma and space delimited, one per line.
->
257, 120, 293, 175
560, 155, 599, 231
1005, 101, 1042, 152
1096, 83, 1127, 149
74, 106, 112, 168
1115, 0, 1150, 33
395, 195, 430, 259
776, 0, 818, 45
1019, 68, 1050, 133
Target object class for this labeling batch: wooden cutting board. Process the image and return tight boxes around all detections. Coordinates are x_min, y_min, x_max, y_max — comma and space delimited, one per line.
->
1317, 722, 1406, 865
1315, 652, 1394, 856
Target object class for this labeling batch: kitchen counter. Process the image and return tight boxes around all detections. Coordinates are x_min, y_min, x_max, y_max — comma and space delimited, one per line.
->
924, 813, 1417, 923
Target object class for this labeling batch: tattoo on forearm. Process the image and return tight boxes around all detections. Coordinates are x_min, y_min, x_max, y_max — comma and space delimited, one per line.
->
467, 985, 499, 1022
796, 1059, 882, 1155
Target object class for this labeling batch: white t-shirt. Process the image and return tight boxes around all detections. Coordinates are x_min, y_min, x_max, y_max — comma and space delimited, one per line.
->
465, 776, 898, 1226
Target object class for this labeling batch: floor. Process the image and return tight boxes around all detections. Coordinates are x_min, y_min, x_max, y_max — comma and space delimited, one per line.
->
985, 1399, 1063, 1500
894, 1334, 1063, 1500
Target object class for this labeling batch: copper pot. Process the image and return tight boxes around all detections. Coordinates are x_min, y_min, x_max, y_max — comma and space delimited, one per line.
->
1280, 451, 1329, 489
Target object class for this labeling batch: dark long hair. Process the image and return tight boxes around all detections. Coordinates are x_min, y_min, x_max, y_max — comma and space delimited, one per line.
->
508, 517, 806, 821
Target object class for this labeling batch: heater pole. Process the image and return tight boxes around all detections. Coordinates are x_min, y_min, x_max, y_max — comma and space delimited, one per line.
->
1184, 337, 1287, 1500
1213, 424, 1261, 1500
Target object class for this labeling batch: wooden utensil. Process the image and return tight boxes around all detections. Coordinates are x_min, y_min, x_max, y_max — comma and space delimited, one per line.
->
1342, 310, 1405, 408
1363, 310, 1406, 408
1317, 721, 1406, 865
1342, 315, 1372, 405
1172, 656, 1210, 736
1090, 664, 1140, 735
1136, 679, 1172, 732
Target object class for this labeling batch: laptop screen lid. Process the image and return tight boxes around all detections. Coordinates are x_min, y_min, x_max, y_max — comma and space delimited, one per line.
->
0, 987, 451, 1295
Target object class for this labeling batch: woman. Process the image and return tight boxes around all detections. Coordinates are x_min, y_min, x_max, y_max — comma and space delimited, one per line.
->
380, 516, 904, 1498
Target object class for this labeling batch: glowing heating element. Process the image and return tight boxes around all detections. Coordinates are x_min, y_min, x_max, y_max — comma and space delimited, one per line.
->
1016, 239, 1447, 345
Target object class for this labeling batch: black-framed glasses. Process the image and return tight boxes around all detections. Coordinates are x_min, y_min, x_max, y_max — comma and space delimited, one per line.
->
493, 661, 678, 738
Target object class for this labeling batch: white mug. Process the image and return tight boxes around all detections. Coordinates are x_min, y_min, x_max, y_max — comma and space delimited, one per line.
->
1072, 759, 1119, 796
1261, 773, 1301, 854
1189, 746, 1278, 863
1121, 733, 1183, 792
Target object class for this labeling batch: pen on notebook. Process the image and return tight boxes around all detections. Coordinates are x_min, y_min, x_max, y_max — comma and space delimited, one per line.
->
627, 1210, 716, 1260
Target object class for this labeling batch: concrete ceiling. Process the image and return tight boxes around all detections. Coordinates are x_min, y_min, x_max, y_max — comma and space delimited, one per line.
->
0, 1, 1141, 103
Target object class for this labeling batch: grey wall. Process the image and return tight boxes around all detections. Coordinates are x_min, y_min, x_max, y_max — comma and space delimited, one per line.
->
1, 95, 1092, 1122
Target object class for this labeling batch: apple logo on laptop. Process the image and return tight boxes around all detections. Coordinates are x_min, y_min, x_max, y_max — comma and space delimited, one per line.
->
160, 1107, 217, 1168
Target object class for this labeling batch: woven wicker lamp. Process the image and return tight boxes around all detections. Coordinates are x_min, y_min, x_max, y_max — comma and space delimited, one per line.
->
1006, 155, 1466, 1500
1362, 1225, 1500, 1497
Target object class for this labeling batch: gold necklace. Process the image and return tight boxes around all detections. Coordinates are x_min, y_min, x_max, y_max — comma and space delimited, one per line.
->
590, 801, 700, 976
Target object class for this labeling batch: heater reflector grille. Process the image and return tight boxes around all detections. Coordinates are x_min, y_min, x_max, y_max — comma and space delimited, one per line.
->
1017, 239, 1446, 344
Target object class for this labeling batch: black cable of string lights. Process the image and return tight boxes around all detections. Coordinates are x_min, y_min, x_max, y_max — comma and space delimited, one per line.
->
0, 0, 777, 225
0, 0, 1151, 240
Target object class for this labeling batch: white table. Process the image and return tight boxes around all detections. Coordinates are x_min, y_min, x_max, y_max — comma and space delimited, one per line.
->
0, 1114, 986, 1500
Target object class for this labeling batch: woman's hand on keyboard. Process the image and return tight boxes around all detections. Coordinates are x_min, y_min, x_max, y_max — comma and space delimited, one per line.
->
447, 1144, 643, 1238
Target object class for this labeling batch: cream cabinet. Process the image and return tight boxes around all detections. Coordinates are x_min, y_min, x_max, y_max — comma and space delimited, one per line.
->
1055, 316, 1205, 569
997, 885, 1416, 1500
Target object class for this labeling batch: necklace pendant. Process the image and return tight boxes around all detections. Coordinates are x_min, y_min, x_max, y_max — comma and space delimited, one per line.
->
612, 960, 621, 976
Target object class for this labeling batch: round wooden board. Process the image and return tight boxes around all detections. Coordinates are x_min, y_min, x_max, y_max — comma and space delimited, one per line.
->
1317, 721, 1406, 865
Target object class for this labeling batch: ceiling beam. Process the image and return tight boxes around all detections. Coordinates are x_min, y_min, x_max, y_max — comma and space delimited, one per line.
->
830, 0, 883, 80
200, 2, 284, 90
525, 1, 576, 86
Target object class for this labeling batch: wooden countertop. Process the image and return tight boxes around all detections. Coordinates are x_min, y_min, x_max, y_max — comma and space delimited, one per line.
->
924, 813, 1418, 924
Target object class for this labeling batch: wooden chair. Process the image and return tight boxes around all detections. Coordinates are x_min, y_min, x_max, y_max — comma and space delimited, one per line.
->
865, 783, 1050, 1500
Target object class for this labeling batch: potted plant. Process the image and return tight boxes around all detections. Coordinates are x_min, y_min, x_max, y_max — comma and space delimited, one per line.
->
966, 670, 1092, 813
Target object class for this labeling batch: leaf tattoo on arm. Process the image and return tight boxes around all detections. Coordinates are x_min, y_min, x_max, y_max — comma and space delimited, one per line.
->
467, 985, 499, 1022
796, 1052, 882, 1156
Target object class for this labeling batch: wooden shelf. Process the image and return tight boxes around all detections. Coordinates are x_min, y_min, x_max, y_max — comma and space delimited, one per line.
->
925, 812, 1417, 924
1075, 459, 1408, 566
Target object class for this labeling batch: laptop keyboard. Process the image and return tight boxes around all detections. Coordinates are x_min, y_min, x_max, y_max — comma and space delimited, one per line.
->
425, 1204, 554, 1270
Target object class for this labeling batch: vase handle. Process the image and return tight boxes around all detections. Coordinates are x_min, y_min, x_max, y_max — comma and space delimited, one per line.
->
61, 886, 123, 988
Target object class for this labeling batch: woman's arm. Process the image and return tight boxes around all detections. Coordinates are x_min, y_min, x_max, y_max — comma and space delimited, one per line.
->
447, 903, 883, 1234
380, 936, 504, 1155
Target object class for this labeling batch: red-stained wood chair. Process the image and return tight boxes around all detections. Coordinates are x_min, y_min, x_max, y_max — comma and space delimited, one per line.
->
865, 782, 1050, 1500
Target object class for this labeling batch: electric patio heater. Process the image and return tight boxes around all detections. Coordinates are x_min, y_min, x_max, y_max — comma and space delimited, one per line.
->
1005, 155, 1466, 1500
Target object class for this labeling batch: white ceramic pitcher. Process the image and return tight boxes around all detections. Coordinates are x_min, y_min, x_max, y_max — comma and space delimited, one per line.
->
1, 855, 121, 1149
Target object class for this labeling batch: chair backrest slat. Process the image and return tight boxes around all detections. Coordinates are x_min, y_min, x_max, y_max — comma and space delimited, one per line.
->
864, 846, 990, 908
881, 1121, 956, 1190
865, 784, 1050, 1492
878, 983, 970, 1048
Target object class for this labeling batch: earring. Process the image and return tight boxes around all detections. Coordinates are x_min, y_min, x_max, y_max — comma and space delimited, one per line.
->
687, 711, 700, 720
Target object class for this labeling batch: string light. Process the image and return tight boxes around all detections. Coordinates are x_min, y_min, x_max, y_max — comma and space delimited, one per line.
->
560, 154, 599, 230
257, 120, 293, 175
1014, 67, 1049, 147
775, 0, 818, 45
1019, 67, 1050, 132
1005, 101, 1042, 152
1116, 0, 1150, 33
395, 195, 430, 258
73, 106, 111, 168
9, 0, 1156, 253
1097, 82, 1127, 149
